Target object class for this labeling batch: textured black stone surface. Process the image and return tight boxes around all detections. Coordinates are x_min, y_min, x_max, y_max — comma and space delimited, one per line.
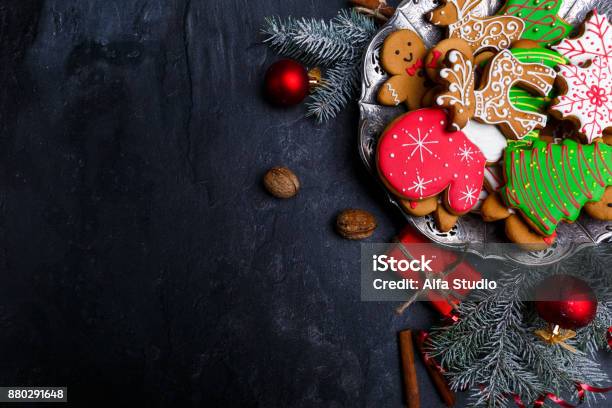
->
0, 0, 609, 407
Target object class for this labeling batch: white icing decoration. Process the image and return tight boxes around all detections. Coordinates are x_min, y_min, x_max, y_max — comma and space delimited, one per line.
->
552, 12, 612, 143
443, 0, 524, 54
407, 172, 433, 196
459, 185, 478, 206
400, 126, 439, 163
462, 121, 507, 163
438, 51, 474, 113
472, 165, 504, 213
386, 83, 401, 105
438, 50, 556, 138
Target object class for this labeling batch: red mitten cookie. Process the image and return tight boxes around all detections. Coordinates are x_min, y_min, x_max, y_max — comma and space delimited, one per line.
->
377, 108, 487, 215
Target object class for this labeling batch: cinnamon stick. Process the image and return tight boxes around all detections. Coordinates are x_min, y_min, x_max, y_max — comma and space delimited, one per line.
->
349, 0, 396, 18
399, 330, 420, 408
413, 332, 456, 407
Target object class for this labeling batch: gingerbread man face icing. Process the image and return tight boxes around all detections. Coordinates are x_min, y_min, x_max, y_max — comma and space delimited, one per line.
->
378, 30, 429, 110
380, 30, 428, 74
377, 108, 487, 214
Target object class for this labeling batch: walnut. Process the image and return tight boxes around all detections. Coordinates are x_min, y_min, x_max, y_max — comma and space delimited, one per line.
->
263, 167, 300, 199
336, 209, 377, 240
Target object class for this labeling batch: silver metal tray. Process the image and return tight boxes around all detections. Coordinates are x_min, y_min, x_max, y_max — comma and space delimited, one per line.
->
358, 0, 611, 265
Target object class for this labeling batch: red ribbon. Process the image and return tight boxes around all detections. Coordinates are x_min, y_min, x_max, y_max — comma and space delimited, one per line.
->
514, 392, 575, 408
576, 383, 612, 403
512, 382, 612, 408
533, 393, 576, 408
423, 316, 612, 407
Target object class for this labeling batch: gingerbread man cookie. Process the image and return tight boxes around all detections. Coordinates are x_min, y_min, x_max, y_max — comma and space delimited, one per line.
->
551, 11, 612, 144
377, 108, 487, 215
436, 49, 556, 139
377, 30, 430, 109
428, 0, 524, 55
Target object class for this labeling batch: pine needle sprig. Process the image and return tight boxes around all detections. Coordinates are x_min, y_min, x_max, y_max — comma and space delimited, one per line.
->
262, 9, 378, 122
334, 9, 377, 43
428, 248, 612, 407
262, 15, 356, 67
305, 59, 361, 123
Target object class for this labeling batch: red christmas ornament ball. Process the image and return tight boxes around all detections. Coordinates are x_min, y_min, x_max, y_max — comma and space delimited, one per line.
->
264, 59, 309, 106
535, 274, 597, 329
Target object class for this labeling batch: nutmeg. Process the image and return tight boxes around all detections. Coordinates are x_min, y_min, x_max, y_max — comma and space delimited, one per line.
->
336, 209, 377, 240
263, 167, 300, 198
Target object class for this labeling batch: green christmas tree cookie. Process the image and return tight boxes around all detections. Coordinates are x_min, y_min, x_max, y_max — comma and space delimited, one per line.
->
502, 139, 612, 236
500, 0, 573, 46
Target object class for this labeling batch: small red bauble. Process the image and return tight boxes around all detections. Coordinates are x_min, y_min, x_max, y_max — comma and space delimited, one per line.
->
535, 275, 598, 329
264, 59, 309, 106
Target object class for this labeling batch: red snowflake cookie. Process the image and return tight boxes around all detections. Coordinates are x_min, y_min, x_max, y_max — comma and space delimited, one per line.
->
551, 11, 612, 143
377, 108, 487, 214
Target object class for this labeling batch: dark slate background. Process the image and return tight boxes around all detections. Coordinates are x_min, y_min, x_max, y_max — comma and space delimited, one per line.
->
0, 0, 609, 407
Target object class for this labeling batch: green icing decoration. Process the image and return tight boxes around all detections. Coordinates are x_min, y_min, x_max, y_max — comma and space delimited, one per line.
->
511, 130, 540, 145
510, 48, 566, 113
509, 88, 549, 112
510, 48, 567, 68
500, 0, 573, 46
502, 139, 612, 236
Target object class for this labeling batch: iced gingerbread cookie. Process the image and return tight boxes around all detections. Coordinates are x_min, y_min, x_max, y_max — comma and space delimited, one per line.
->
480, 192, 555, 249
472, 165, 506, 213
434, 200, 460, 232
551, 11, 612, 144
398, 196, 439, 217
436, 49, 556, 139
476, 45, 568, 115
462, 121, 507, 163
428, 0, 524, 55
377, 30, 431, 109
499, 0, 573, 47
584, 187, 612, 221
502, 139, 612, 237
423, 38, 473, 81
397, 196, 460, 232
508, 48, 567, 114
377, 108, 487, 215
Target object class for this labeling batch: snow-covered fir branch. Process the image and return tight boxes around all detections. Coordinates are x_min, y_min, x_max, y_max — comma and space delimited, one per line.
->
262, 9, 377, 122
428, 246, 612, 407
